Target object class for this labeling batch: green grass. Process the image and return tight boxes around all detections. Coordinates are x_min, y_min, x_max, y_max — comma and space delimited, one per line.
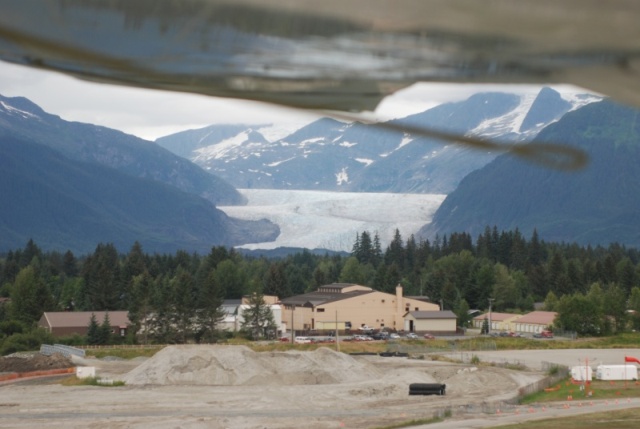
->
61, 376, 125, 387
492, 408, 640, 429
521, 377, 640, 404
374, 417, 444, 429
78, 332, 640, 360
85, 346, 162, 360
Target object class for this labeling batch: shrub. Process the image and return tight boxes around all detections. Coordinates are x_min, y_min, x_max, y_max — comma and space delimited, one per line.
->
0, 328, 54, 356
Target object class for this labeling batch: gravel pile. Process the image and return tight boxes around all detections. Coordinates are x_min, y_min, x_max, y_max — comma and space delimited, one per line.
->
0, 353, 74, 373
122, 345, 382, 386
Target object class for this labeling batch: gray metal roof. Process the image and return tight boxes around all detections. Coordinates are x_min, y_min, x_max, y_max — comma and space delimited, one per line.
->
408, 310, 457, 320
280, 289, 373, 307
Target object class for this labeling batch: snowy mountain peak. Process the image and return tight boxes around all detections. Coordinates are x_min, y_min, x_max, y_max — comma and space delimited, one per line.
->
0, 95, 47, 121
158, 87, 597, 194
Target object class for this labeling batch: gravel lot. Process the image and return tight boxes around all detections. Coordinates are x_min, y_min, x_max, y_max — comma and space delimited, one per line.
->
1, 346, 639, 429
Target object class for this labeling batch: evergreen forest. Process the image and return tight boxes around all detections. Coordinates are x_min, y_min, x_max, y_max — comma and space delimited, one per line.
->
2, 226, 640, 355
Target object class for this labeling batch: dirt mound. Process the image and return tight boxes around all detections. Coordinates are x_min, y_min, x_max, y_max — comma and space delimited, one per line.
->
0, 353, 74, 374
122, 345, 382, 386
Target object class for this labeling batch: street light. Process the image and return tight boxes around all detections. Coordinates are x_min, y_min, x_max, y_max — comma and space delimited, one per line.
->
290, 305, 295, 343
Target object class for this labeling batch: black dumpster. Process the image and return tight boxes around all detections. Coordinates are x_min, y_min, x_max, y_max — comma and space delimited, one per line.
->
408, 383, 446, 395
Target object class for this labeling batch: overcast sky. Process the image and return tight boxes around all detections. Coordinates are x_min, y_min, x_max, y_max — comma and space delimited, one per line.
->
0, 60, 583, 141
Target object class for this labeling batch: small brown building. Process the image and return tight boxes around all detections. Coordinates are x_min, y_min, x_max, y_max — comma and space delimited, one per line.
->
404, 310, 458, 335
38, 311, 130, 337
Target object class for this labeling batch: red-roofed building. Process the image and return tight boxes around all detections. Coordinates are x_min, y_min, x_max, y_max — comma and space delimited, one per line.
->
472, 312, 521, 332
512, 311, 557, 334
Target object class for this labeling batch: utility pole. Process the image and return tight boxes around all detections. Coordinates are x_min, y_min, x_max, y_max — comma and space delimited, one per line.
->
488, 298, 495, 335
335, 310, 340, 352
290, 305, 295, 343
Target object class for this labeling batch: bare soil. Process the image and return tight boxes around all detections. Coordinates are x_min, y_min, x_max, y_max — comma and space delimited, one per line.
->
0, 345, 546, 429
0, 353, 73, 374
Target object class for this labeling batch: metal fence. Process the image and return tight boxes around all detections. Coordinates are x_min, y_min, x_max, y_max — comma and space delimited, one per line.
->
387, 340, 498, 356
40, 344, 85, 358
423, 362, 570, 419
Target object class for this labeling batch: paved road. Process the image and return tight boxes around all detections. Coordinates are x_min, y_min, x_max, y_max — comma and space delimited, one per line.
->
448, 348, 640, 370
421, 398, 640, 428
425, 348, 640, 428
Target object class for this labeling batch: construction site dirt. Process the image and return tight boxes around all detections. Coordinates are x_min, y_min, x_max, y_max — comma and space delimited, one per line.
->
1, 346, 639, 429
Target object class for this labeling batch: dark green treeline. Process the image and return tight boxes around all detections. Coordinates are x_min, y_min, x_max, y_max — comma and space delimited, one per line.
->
3, 226, 640, 341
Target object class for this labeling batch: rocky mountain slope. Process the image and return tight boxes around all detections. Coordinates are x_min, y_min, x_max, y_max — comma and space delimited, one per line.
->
0, 94, 244, 206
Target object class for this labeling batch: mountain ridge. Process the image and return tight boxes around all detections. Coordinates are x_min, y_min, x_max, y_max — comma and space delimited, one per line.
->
157, 87, 597, 195
418, 99, 640, 247
0, 96, 280, 255
0, 94, 245, 206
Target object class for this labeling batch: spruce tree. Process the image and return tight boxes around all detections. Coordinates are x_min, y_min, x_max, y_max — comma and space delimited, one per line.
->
481, 317, 489, 334
99, 312, 112, 345
87, 313, 100, 345
128, 272, 154, 344
196, 271, 226, 343
241, 288, 277, 340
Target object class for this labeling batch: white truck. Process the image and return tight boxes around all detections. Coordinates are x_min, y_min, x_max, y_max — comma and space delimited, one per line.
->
595, 364, 638, 381
571, 365, 592, 381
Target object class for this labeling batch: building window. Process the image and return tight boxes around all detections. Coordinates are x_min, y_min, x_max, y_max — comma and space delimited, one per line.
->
381, 299, 385, 303
317, 308, 325, 312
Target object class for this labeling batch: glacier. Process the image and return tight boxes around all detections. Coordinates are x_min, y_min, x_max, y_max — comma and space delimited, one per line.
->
218, 189, 445, 252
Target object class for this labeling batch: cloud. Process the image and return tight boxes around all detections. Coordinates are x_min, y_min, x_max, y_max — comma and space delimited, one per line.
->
0, 62, 321, 140
0, 61, 586, 141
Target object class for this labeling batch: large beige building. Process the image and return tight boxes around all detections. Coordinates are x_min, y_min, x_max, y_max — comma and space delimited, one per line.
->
279, 283, 439, 333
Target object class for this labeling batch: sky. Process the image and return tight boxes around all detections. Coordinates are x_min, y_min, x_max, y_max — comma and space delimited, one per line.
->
0, 60, 584, 141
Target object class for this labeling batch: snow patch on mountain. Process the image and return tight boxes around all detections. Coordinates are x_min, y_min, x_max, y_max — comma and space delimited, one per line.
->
194, 131, 250, 162
398, 134, 413, 149
268, 157, 295, 167
0, 101, 39, 119
563, 92, 603, 110
470, 93, 537, 137
336, 168, 349, 185
340, 141, 358, 147
355, 158, 374, 166
299, 137, 324, 146
257, 121, 314, 142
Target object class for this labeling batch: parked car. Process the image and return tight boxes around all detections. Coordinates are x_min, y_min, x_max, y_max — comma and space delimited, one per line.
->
294, 336, 312, 344
423, 333, 435, 339
533, 330, 554, 338
405, 333, 419, 339
371, 332, 390, 340
353, 334, 373, 341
